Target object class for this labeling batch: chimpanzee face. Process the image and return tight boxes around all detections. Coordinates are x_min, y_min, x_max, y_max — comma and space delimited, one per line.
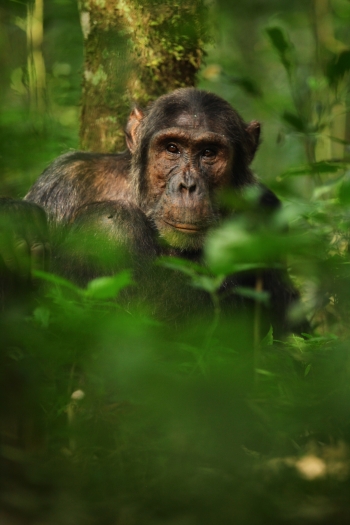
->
126, 88, 260, 250
144, 114, 234, 249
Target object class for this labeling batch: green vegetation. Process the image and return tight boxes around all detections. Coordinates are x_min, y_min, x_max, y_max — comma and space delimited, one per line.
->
2, 1, 350, 523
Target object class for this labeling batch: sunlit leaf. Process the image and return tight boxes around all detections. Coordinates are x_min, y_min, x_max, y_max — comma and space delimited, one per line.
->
192, 274, 225, 294
255, 368, 275, 377
158, 256, 209, 276
205, 221, 284, 274
235, 286, 270, 305
304, 363, 312, 377
85, 270, 133, 299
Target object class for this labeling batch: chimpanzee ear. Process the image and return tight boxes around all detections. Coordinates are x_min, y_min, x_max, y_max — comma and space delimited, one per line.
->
125, 107, 144, 153
245, 120, 261, 163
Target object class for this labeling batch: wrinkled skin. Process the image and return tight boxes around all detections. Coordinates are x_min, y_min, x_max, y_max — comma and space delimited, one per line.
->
144, 125, 233, 250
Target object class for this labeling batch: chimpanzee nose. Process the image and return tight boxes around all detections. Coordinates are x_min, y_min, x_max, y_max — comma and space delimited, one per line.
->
179, 181, 197, 194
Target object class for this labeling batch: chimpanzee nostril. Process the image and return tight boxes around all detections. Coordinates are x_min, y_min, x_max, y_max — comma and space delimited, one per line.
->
179, 182, 197, 194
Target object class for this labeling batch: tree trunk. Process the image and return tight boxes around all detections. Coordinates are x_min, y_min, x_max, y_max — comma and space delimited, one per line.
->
78, 0, 209, 152
27, 0, 46, 116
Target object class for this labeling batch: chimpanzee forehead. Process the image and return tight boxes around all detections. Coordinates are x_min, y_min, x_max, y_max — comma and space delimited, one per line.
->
173, 111, 207, 129
161, 111, 222, 134
144, 90, 245, 144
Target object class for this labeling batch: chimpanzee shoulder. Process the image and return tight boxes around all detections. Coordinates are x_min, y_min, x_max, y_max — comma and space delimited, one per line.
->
25, 150, 132, 226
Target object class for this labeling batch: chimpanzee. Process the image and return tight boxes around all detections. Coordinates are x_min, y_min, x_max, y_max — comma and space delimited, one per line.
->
0, 88, 304, 336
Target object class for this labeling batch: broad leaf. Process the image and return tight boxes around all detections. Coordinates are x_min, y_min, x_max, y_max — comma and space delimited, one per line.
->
85, 270, 133, 300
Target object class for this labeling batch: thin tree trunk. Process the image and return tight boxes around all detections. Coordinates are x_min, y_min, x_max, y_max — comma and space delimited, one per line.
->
78, 0, 209, 152
27, 0, 46, 116
312, 0, 347, 162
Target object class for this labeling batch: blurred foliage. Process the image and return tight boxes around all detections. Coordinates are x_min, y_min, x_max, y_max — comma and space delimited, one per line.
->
2, 0, 350, 524
0, 0, 82, 196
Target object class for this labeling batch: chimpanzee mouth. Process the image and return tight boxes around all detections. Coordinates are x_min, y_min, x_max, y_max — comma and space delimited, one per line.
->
163, 219, 203, 233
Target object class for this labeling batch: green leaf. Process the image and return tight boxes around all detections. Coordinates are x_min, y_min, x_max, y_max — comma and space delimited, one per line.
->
33, 270, 83, 294
326, 49, 350, 86
227, 75, 262, 97
304, 363, 312, 377
265, 26, 294, 73
282, 111, 306, 132
235, 286, 270, 305
338, 180, 350, 205
33, 306, 50, 328
261, 325, 273, 345
281, 161, 348, 178
192, 275, 225, 294
85, 270, 133, 300
158, 256, 209, 276
205, 221, 284, 274
158, 256, 224, 293
255, 368, 275, 377
237, 77, 262, 97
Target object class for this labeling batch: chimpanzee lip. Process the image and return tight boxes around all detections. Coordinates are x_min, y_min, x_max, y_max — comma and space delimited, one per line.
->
163, 219, 202, 233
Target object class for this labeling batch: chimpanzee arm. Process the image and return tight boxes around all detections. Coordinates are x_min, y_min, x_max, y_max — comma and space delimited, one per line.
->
53, 200, 158, 286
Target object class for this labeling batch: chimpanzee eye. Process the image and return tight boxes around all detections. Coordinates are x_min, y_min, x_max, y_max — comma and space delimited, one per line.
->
202, 148, 216, 158
166, 143, 180, 154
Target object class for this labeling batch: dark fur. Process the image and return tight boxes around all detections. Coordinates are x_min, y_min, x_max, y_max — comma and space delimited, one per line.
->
25, 151, 132, 227
0, 198, 48, 308
1, 88, 304, 335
